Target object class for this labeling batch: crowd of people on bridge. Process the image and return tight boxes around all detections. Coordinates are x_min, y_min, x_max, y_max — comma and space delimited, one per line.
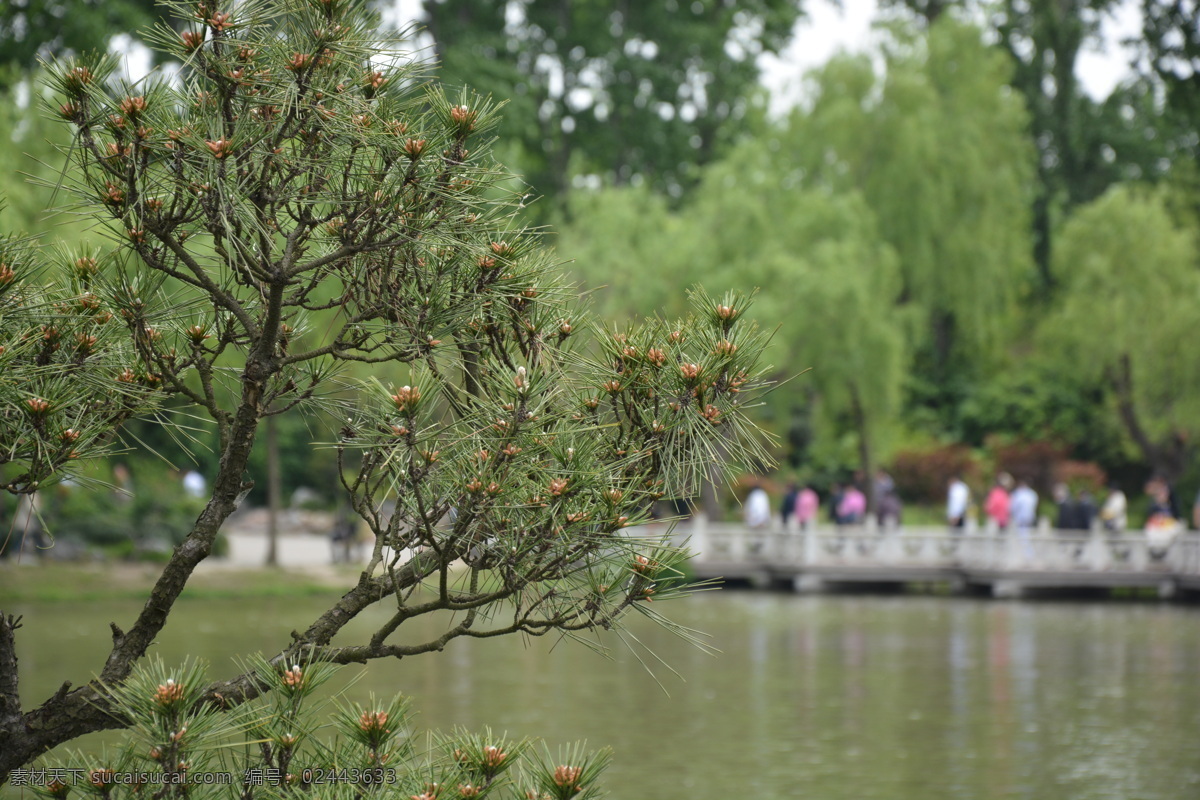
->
752, 470, 906, 531
747, 470, 1200, 548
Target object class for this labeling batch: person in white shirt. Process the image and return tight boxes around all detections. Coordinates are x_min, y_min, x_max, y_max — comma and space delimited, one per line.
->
182, 469, 207, 499
1100, 483, 1127, 532
946, 475, 970, 530
744, 483, 771, 529
744, 480, 771, 556
1010, 479, 1039, 533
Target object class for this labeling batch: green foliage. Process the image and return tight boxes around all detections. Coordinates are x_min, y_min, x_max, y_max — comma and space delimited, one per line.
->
0, 237, 165, 494
0, 0, 167, 90
1139, 0, 1200, 159
557, 17, 1033, 491
0, 83, 98, 240
0, 0, 777, 775
790, 19, 1035, 375
423, 0, 803, 202
27, 656, 607, 800
1042, 184, 1200, 472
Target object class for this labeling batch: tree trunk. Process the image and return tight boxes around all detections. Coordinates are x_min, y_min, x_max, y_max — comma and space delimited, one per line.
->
1111, 352, 1188, 483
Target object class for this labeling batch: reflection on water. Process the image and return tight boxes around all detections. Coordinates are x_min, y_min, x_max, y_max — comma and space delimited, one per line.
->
10, 591, 1200, 799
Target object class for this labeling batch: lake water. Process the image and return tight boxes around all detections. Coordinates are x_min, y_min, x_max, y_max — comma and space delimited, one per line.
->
9, 590, 1200, 799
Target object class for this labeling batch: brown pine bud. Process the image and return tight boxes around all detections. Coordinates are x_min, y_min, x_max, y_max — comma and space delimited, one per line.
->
358, 710, 389, 734
205, 138, 233, 158
119, 96, 147, 117
553, 766, 582, 789
153, 679, 185, 706
286, 52, 312, 71
181, 30, 205, 51
390, 385, 421, 413
282, 664, 303, 688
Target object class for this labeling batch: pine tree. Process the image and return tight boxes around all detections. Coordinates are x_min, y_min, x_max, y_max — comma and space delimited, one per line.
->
0, 0, 771, 779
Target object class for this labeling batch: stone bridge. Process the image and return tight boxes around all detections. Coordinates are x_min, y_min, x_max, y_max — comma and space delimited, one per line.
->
676, 518, 1200, 599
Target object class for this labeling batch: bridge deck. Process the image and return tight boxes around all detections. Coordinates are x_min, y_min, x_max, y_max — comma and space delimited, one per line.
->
679, 521, 1200, 598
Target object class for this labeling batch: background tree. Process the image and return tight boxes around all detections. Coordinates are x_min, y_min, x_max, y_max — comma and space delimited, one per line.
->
421, 0, 803, 203
1042, 184, 1200, 481
0, 0, 771, 780
0, 0, 169, 90
1140, 0, 1199, 147
884, 0, 1187, 289
766, 239, 906, 511
778, 19, 1034, 413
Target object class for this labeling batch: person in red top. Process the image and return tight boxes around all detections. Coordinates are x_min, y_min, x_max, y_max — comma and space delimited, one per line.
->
984, 472, 1014, 531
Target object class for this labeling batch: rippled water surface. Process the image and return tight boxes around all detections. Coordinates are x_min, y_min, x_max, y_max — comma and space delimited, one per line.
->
11, 590, 1200, 799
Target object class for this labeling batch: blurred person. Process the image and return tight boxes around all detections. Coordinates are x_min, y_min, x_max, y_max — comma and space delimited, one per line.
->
112, 462, 133, 503
1054, 483, 1083, 530
984, 472, 1013, 531
1146, 474, 1182, 521
1099, 482, 1128, 532
1145, 478, 1182, 559
744, 480, 771, 530
1010, 477, 1039, 561
828, 482, 845, 526
795, 484, 819, 530
330, 504, 357, 564
877, 487, 903, 530
838, 483, 866, 525
1077, 489, 1097, 531
13, 492, 46, 559
744, 478, 771, 555
873, 469, 895, 506
1145, 477, 1176, 521
1011, 479, 1038, 532
946, 474, 970, 531
780, 481, 799, 528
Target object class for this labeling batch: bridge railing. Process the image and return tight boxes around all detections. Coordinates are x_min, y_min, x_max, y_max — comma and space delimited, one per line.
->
683, 517, 1200, 577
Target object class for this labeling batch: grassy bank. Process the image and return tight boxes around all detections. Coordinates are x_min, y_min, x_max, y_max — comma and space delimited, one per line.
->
0, 563, 352, 603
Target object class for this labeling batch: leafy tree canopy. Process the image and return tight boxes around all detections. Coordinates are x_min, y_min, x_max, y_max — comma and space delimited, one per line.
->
782, 18, 1035, 383
421, 0, 803, 203
0, 0, 168, 89
1042, 183, 1200, 479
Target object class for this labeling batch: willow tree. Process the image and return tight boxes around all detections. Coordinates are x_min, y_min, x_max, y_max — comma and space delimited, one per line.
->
0, 0, 771, 780
778, 239, 906, 510
556, 134, 911, 488
784, 19, 1035, 389
1043, 184, 1200, 481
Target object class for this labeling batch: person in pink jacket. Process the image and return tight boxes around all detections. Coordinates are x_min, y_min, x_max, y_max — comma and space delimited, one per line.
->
985, 472, 1014, 531
795, 485, 819, 529
838, 484, 867, 525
